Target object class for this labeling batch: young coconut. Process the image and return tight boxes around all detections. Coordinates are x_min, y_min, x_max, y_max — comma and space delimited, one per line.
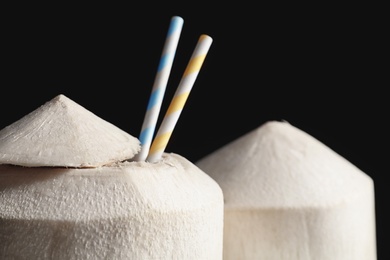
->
0, 94, 224, 259
196, 120, 376, 260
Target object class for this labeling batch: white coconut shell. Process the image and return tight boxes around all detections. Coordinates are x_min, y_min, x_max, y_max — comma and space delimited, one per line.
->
196, 120, 376, 260
0, 94, 140, 167
0, 153, 224, 259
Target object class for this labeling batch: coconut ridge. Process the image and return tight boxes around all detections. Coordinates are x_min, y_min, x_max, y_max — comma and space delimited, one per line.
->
0, 94, 140, 168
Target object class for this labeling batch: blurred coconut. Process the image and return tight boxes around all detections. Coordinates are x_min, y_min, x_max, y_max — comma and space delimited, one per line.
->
196, 120, 376, 260
0, 94, 223, 260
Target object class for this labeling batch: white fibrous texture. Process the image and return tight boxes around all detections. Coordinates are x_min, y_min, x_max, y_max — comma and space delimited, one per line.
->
0, 154, 224, 259
0, 94, 140, 167
0, 94, 223, 259
196, 120, 376, 260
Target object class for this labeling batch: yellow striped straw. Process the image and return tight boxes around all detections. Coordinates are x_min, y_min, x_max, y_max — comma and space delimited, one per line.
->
146, 34, 213, 163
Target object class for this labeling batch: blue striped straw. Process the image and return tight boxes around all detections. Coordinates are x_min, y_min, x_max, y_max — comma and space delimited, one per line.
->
135, 16, 184, 161
147, 34, 213, 163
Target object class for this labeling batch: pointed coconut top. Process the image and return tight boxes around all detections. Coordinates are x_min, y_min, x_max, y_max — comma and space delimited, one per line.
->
196, 120, 373, 208
0, 94, 140, 167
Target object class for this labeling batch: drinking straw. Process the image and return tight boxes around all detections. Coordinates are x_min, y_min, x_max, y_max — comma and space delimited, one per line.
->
135, 16, 184, 161
146, 34, 213, 163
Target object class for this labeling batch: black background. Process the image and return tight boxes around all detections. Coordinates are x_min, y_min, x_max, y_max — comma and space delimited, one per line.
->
1, 3, 387, 259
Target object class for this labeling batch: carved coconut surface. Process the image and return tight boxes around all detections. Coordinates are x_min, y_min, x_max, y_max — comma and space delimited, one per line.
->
0, 94, 224, 260
196, 121, 376, 260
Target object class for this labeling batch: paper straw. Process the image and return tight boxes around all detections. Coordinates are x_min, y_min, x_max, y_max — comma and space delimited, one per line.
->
135, 16, 184, 161
146, 34, 213, 163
